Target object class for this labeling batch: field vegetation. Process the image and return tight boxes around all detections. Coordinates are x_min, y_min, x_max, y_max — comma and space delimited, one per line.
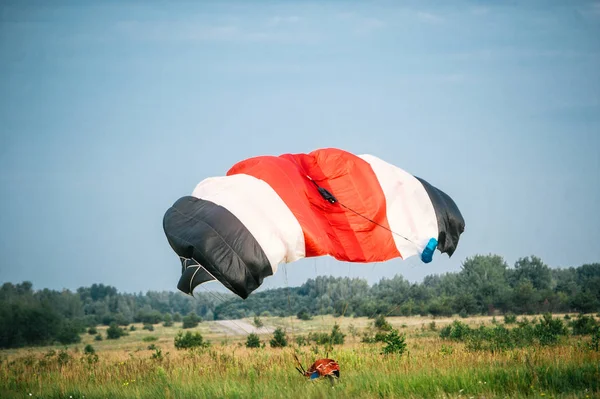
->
1, 313, 598, 398
1, 254, 599, 397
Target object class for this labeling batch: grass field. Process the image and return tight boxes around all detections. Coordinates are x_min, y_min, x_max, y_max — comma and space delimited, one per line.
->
1, 314, 599, 398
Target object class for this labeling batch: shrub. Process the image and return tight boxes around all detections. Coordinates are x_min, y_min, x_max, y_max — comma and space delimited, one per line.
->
162, 314, 173, 327
374, 315, 393, 331
330, 323, 345, 345
381, 329, 407, 355
182, 313, 201, 329
439, 320, 471, 341
308, 332, 330, 345
589, 326, 600, 351
106, 322, 127, 340
269, 328, 288, 348
504, 313, 517, 324
534, 313, 568, 346
297, 309, 312, 320
56, 320, 82, 345
570, 314, 598, 335
245, 333, 261, 348
174, 330, 209, 349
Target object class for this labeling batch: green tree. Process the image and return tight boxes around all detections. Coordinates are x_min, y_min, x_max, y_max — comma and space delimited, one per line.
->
374, 314, 392, 331
381, 329, 407, 355
174, 330, 209, 349
330, 323, 345, 345
182, 312, 201, 329
106, 322, 127, 339
509, 256, 552, 291
297, 309, 312, 320
246, 333, 261, 348
458, 254, 511, 314
270, 327, 288, 348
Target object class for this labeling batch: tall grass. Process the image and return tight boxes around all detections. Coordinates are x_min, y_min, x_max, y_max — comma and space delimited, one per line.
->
1, 315, 598, 398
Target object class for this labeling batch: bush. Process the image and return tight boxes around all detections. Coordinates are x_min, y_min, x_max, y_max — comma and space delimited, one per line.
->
570, 314, 598, 335
297, 309, 312, 320
439, 320, 471, 341
374, 315, 393, 331
308, 332, 330, 345
87, 326, 97, 335
504, 313, 517, 324
182, 313, 201, 329
440, 314, 570, 352
330, 323, 345, 345
174, 330, 209, 349
56, 320, 82, 345
381, 329, 407, 355
162, 314, 173, 327
534, 313, 568, 346
269, 328, 288, 348
106, 322, 127, 340
245, 333, 261, 348
589, 327, 600, 351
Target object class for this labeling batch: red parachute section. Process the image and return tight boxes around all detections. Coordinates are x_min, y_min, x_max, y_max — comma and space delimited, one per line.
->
226, 147, 401, 263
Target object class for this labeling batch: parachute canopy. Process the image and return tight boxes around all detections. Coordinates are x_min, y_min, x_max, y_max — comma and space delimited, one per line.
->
163, 148, 465, 299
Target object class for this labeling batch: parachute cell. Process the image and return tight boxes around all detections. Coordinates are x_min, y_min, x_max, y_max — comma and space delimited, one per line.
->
162, 148, 465, 299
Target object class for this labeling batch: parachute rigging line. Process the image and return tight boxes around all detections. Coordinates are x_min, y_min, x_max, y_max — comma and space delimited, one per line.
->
179, 257, 255, 336
305, 175, 420, 249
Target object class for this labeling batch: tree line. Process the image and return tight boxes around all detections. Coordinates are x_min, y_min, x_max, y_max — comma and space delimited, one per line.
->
0, 254, 598, 349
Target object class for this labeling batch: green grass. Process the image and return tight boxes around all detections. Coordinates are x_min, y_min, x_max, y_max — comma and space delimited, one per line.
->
1, 315, 598, 398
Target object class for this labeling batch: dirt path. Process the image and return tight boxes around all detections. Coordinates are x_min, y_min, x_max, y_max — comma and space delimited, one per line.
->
214, 320, 274, 335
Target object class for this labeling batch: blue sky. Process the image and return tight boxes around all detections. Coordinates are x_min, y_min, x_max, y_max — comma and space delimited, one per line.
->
1, 0, 599, 296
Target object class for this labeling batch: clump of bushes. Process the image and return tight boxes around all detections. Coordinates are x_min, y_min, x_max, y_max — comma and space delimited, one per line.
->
297, 309, 312, 320
269, 328, 288, 348
381, 329, 407, 355
504, 313, 517, 324
182, 313, 201, 329
174, 330, 209, 349
106, 322, 128, 340
299, 323, 346, 347
569, 314, 598, 336
439, 313, 575, 352
374, 314, 393, 331
362, 315, 394, 343
245, 333, 261, 348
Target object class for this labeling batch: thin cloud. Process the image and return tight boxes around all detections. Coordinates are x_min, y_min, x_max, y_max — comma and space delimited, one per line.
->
416, 11, 444, 24
335, 12, 356, 20
114, 19, 302, 43
268, 15, 301, 26
470, 6, 489, 16
360, 17, 386, 30
577, 2, 600, 20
